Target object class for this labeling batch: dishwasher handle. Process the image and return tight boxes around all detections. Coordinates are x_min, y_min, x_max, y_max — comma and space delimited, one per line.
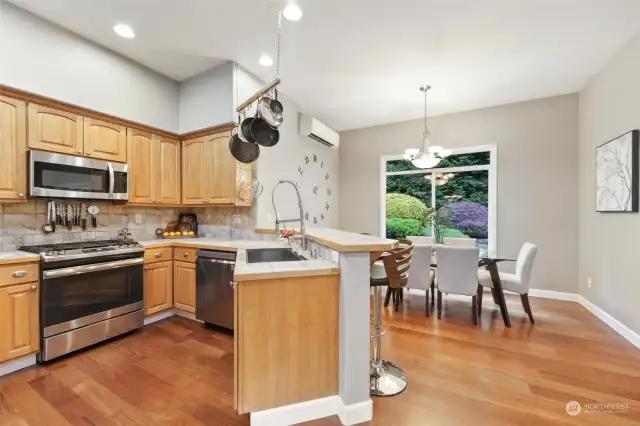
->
197, 258, 235, 266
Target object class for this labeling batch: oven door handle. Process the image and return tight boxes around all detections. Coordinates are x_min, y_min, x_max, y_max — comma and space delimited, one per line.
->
108, 162, 115, 199
43, 258, 144, 279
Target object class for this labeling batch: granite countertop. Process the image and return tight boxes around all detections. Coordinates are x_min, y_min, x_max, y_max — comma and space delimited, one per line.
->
0, 251, 41, 264
138, 238, 339, 282
304, 228, 398, 252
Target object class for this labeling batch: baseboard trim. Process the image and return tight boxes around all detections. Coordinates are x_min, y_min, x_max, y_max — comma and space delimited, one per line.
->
250, 396, 373, 426
0, 354, 36, 377
174, 310, 203, 322
577, 296, 640, 349
143, 309, 175, 325
528, 289, 580, 302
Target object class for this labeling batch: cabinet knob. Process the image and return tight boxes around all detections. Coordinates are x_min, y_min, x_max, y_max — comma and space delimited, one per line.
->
230, 281, 236, 289
31, 284, 37, 291
78, 150, 82, 154
17, 193, 25, 199
183, 252, 189, 257
144, 266, 149, 271
154, 252, 161, 258
12, 271, 27, 278
86, 151, 91, 155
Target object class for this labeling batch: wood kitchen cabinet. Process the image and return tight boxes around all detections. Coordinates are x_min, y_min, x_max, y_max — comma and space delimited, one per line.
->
28, 103, 83, 156
0, 282, 39, 363
143, 260, 173, 315
83, 117, 127, 162
0, 96, 28, 202
173, 261, 196, 313
128, 132, 181, 205
182, 130, 251, 206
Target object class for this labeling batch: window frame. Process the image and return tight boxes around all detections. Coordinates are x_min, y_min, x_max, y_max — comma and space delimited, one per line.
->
380, 143, 498, 257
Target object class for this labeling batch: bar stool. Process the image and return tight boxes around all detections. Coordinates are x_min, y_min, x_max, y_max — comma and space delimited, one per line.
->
370, 240, 413, 396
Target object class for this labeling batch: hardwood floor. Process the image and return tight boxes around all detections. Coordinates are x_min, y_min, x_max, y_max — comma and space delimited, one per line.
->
1, 293, 639, 426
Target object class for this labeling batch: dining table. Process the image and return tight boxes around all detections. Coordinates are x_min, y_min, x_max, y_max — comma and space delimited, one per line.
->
371, 249, 516, 328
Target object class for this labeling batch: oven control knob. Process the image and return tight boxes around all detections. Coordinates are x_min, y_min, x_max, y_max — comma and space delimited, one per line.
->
57, 250, 65, 256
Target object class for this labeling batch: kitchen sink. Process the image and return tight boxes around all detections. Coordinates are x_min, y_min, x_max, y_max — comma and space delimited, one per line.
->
246, 248, 305, 263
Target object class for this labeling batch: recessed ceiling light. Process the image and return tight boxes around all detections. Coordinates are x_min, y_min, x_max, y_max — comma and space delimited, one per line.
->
283, 3, 302, 21
113, 24, 135, 39
259, 54, 274, 67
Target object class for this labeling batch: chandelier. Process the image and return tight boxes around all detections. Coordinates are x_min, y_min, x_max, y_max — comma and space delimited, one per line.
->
404, 85, 451, 168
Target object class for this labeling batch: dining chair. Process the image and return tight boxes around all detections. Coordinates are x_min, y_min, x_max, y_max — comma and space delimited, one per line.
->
443, 237, 477, 248
406, 239, 434, 316
369, 240, 413, 396
434, 245, 481, 324
406, 235, 433, 245
477, 243, 538, 323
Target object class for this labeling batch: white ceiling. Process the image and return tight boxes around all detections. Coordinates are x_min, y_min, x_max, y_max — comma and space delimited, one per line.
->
7, 0, 640, 131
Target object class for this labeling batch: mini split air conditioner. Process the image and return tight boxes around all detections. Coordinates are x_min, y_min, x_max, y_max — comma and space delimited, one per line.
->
298, 114, 339, 148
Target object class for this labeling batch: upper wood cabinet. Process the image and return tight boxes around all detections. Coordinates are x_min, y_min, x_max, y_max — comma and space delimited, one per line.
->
156, 136, 181, 205
143, 260, 173, 316
28, 103, 83, 156
0, 96, 27, 202
127, 129, 155, 204
182, 137, 208, 204
0, 282, 39, 363
83, 117, 126, 162
182, 131, 250, 206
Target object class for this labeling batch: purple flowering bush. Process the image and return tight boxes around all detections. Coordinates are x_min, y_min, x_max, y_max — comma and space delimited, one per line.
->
447, 202, 488, 238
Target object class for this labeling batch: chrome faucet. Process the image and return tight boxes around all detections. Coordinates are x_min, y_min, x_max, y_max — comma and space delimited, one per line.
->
272, 179, 307, 250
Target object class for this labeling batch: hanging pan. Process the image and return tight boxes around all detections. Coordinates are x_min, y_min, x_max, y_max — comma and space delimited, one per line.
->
250, 115, 280, 147
257, 94, 283, 129
229, 128, 260, 163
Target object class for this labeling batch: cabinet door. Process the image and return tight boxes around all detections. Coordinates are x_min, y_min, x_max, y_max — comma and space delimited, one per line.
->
182, 137, 207, 204
143, 260, 173, 315
0, 282, 39, 362
84, 117, 127, 162
127, 129, 155, 204
235, 162, 253, 207
28, 103, 83, 155
207, 131, 235, 204
173, 261, 196, 313
156, 136, 181, 205
0, 96, 27, 202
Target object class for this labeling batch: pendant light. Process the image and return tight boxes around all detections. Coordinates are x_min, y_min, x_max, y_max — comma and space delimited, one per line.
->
404, 85, 450, 168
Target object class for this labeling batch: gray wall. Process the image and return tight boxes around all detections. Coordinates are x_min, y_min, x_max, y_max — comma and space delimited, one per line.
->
339, 94, 579, 293
178, 62, 234, 133
578, 32, 640, 335
0, 1, 179, 132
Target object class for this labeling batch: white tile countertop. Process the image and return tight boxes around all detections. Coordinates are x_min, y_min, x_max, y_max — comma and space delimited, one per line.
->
138, 238, 340, 282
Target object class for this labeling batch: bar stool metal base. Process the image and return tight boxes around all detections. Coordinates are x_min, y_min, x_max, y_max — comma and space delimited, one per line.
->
370, 360, 408, 396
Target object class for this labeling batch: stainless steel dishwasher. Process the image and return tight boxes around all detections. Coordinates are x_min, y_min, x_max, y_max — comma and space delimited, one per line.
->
196, 250, 236, 330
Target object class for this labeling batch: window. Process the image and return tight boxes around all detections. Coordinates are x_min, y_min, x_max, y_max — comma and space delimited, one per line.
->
381, 145, 496, 256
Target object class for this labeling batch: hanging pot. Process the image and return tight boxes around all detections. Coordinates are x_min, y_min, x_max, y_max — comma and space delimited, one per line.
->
229, 130, 260, 163
240, 117, 256, 143
250, 116, 280, 147
270, 89, 284, 116
257, 96, 283, 129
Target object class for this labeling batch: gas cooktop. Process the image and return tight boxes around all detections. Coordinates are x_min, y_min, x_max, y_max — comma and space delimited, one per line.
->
19, 239, 144, 263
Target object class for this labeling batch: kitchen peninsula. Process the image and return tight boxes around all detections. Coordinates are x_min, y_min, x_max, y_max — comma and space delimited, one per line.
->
139, 229, 397, 426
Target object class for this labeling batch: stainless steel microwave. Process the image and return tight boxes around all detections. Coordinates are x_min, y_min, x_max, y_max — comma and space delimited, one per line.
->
29, 150, 129, 200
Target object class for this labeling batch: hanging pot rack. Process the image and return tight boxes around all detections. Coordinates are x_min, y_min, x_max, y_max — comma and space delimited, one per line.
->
235, 78, 281, 114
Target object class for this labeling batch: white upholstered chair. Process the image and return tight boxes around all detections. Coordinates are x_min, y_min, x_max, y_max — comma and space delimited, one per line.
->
406, 236, 433, 245
477, 243, 538, 323
434, 245, 480, 324
443, 237, 477, 248
405, 242, 435, 316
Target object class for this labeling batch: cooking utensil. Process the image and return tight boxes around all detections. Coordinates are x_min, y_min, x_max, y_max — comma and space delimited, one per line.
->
229, 131, 260, 164
270, 89, 284, 116
250, 116, 280, 147
81, 203, 87, 231
240, 116, 256, 143
42, 202, 53, 234
50, 201, 56, 233
67, 204, 72, 230
257, 95, 283, 129
88, 205, 99, 228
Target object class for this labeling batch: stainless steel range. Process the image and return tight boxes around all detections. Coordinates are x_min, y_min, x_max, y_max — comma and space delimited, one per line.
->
19, 239, 145, 362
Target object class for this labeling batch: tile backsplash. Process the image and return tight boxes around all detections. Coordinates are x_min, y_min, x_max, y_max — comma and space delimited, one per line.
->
0, 200, 257, 251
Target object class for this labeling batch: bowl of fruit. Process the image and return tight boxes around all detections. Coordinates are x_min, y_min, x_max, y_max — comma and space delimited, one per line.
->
160, 220, 197, 239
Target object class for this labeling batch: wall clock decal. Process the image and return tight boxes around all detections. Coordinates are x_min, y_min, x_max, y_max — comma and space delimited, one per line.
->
299, 153, 333, 224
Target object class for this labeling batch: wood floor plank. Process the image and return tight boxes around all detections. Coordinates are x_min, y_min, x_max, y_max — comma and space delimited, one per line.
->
0, 293, 638, 426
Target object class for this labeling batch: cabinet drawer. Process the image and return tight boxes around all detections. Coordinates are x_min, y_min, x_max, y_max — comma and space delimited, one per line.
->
0, 263, 39, 287
173, 248, 198, 263
144, 247, 173, 263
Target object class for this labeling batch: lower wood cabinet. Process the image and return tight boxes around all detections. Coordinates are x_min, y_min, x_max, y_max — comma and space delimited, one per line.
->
0, 282, 39, 363
143, 260, 173, 315
174, 261, 196, 313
